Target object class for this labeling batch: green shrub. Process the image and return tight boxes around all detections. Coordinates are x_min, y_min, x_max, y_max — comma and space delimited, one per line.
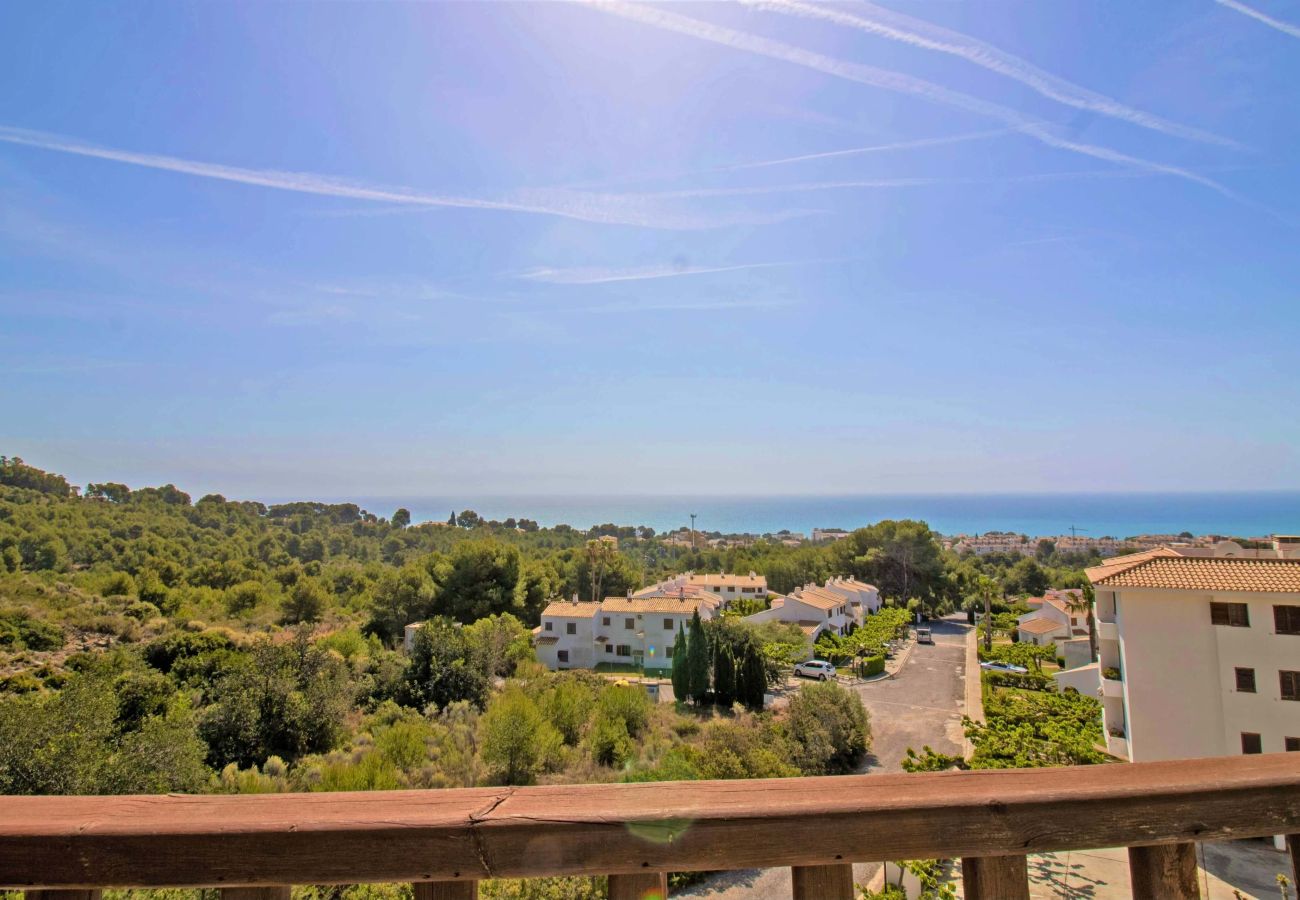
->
787, 680, 870, 775
982, 670, 1052, 691
857, 655, 885, 677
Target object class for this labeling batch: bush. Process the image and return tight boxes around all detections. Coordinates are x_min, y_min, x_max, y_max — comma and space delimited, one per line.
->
478, 687, 561, 785
594, 683, 650, 738
1103, 667, 1122, 681
143, 630, 235, 674
588, 714, 634, 768
857, 655, 885, 678
786, 680, 870, 775
982, 670, 1052, 691
0, 614, 64, 651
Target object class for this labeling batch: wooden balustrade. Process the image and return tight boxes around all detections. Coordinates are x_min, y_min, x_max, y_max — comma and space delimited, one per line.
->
1, 753, 1298, 899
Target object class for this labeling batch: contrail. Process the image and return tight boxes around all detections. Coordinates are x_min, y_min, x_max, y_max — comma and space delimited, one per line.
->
1215, 0, 1300, 39
519, 259, 811, 284
0, 125, 805, 231
714, 129, 1009, 172
746, 0, 1237, 147
584, 1, 1240, 199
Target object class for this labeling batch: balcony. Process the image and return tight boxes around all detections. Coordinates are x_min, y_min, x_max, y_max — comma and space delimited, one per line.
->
1098, 620, 1119, 641
2, 755, 1298, 900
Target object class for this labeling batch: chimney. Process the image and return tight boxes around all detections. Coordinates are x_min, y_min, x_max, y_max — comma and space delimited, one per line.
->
627, 588, 633, 598
571, 593, 578, 604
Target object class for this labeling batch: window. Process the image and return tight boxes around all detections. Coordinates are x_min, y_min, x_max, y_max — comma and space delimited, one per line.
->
1241, 732, 1263, 754
616, 644, 631, 657
624, 617, 635, 630
605, 644, 613, 654
1235, 667, 1256, 693
602, 616, 610, 626
665, 646, 674, 658
557, 650, 569, 664
566, 622, 576, 635
1281, 670, 1300, 701
1275, 605, 1300, 635
714, 587, 721, 593
1210, 602, 1249, 627
544, 621, 553, 631
1287, 737, 1300, 752
663, 618, 673, 630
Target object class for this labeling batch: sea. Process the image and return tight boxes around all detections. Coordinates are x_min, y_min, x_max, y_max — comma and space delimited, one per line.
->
286, 492, 1300, 540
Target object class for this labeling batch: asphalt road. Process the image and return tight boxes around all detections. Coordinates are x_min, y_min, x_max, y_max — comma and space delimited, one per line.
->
677, 615, 972, 899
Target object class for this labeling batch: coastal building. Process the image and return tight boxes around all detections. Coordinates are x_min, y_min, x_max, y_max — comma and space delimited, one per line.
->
1016, 589, 1087, 645
1086, 538, 1300, 763
743, 580, 865, 642
638, 572, 768, 605
533, 591, 718, 672
812, 528, 852, 543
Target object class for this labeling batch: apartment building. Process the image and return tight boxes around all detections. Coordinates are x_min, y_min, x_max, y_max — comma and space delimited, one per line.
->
639, 571, 768, 604
1087, 539, 1300, 763
534, 592, 718, 672
1016, 589, 1086, 645
744, 581, 868, 641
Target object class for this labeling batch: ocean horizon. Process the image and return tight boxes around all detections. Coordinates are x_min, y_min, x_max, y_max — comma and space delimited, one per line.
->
267, 492, 1300, 541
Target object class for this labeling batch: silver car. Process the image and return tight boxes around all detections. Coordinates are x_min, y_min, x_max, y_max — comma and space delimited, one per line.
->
794, 659, 836, 681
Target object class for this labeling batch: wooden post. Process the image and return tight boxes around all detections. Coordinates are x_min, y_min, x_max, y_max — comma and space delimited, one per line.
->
221, 890, 292, 900
413, 882, 478, 900
1128, 843, 1200, 899
608, 872, 668, 900
25, 893, 102, 900
791, 863, 854, 900
961, 855, 1029, 900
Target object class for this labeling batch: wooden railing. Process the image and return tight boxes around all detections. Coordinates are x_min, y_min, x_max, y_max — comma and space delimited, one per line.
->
3, 753, 1299, 900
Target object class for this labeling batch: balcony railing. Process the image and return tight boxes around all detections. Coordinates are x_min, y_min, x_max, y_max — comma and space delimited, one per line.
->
3, 754, 1299, 900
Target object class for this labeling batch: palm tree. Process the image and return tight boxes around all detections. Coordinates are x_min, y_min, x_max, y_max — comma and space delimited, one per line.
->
1065, 585, 1098, 662
976, 575, 998, 652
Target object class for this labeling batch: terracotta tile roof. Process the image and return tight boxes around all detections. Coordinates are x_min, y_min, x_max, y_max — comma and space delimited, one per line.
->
789, 589, 842, 611
1090, 556, 1300, 593
1018, 617, 1065, 635
534, 635, 559, 645
540, 601, 602, 618
842, 578, 879, 592
796, 620, 823, 634
601, 596, 707, 614
1086, 547, 1183, 583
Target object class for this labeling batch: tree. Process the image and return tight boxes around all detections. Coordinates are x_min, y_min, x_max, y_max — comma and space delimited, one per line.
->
401, 617, 487, 711
1066, 586, 1098, 662
462, 613, 531, 680
835, 520, 945, 609
584, 538, 616, 603
366, 563, 438, 642
447, 510, 457, 527
977, 575, 998, 652
440, 541, 523, 622
478, 687, 560, 785
740, 643, 767, 709
686, 610, 710, 705
713, 642, 736, 706
282, 578, 326, 624
786, 680, 870, 775
670, 624, 688, 702
392, 508, 411, 529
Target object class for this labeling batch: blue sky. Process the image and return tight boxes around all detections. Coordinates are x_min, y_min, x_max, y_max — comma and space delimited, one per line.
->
3, 0, 1299, 498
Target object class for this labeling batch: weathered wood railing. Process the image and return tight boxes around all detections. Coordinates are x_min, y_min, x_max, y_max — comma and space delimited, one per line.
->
3, 754, 1299, 900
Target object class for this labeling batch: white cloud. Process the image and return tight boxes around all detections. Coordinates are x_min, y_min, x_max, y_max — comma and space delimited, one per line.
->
748, 0, 1237, 147
0, 125, 808, 231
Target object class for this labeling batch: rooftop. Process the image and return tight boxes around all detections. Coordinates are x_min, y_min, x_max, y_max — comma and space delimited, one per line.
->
1018, 617, 1064, 635
1089, 555, 1300, 593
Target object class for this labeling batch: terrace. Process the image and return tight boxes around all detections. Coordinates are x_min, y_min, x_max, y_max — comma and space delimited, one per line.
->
3, 753, 1298, 900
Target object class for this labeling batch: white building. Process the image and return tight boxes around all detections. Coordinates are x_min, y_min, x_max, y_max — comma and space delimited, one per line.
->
533, 592, 718, 672
1087, 539, 1300, 763
819, 576, 882, 618
812, 528, 852, 543
1016, 589, 1087, 645
637, 572, 767, 605
744, 581, 865, 642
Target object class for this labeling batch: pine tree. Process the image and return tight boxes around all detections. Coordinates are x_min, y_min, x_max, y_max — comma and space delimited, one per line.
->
670, 624, 688, 703
713, 642, 736, 707
686, 609, 709, 705
448, 510, 457, 527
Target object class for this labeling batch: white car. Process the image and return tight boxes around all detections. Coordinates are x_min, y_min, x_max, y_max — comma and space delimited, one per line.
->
794, 659, 836, 680
979, 661, 1029, 674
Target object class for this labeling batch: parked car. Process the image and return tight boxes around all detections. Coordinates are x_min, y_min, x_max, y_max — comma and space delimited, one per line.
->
794, 659, 836, 681
979, 661, 1028, 674
915, 626, 933, 644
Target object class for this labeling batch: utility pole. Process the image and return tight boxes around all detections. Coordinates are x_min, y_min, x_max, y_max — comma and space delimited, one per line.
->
690, 513, 697, 552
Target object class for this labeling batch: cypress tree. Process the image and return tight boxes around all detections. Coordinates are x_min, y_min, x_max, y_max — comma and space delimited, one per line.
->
670, 624, 688, 703
713, 641, 736, 707
686, 609, 709, 705
741, 643, 767, 709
